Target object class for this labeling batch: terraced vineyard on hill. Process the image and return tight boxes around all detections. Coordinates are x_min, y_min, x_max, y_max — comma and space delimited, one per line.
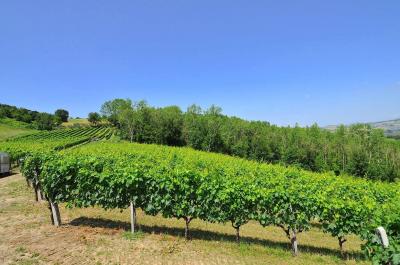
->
0, 126, 399, 264
0, 126, 114, 161
13, 126, 114, 141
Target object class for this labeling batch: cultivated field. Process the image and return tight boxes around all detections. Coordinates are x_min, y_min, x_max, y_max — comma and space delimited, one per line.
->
0, 173, 367, 265
0, 126, 398, 265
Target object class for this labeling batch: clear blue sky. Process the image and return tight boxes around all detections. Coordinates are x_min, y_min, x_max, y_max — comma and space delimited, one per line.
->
0, 0, 399, 126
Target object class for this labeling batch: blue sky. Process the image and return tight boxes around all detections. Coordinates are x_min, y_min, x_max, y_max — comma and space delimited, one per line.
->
0, 0, 399, 126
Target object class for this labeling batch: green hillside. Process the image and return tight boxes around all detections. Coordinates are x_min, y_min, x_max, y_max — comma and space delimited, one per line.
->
62, 118, 90, 127
325, 118, 400, 137
0, 118, 37, 141
370, 119, 400, 137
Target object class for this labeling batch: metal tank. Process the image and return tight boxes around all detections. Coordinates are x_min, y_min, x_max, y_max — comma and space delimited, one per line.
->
0, 152, 10, 175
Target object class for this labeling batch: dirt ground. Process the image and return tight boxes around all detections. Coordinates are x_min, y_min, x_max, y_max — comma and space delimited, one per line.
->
0, 173, 369, 265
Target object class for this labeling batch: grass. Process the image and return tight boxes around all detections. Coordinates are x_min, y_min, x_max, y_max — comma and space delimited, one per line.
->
0, 174, 369, 265
62, 118, 111, 127
0, 119, 37, 141
0, 118, 31, 128
122, 230, 145, 240
13, 245, 42, 265
62, 118, 90, 127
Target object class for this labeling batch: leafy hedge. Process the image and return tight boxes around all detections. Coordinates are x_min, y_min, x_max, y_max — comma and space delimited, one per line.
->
12, 141, 400, 259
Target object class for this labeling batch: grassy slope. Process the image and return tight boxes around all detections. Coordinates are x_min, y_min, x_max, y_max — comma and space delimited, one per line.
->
62, 118, 110, 127
0, 118, 37, 141
62, 118, 90, 127
0, 173, 368, 265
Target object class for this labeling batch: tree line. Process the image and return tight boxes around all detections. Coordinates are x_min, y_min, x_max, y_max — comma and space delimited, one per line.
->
0, 103, 69, 130
95, 98, 400, 182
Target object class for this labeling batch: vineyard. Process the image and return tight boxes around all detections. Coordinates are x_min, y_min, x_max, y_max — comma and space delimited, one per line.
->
12, 126, 114, 142
0, 128, 399, 264
1, 126, 114, 161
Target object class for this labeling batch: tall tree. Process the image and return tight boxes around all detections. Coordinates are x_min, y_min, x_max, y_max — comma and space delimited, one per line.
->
202, 105, 224, 152
88, 112, 101, 126
154, 106, 184, 146
54, 109, 69, 122
34, 113, 55, 130
183, 104, 205, 150
118, 106, 136, 142
98, 98, 400, 181
100, 99, 132, 127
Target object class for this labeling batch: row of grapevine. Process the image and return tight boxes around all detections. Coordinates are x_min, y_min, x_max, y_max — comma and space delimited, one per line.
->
15, 141, 400, 259
1, 127, 114, 161
11, 126, 113, 141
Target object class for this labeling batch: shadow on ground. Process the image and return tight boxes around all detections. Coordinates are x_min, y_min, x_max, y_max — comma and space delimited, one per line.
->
69, 216, 365, 261
0, 171, 18, 179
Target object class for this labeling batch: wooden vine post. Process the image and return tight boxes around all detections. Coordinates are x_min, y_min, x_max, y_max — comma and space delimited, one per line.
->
231, 223, 240, 244
49, 200, 61, 227
36, 183, 44, 201
32, 169, 44, 202
46, 200, 55, 225
338, 236, 347, 257
130, 201, 136, 233
235, 226, 240, 244
291, 229, 298, 256
33, 181, 39, 202
184, 217, 192, 240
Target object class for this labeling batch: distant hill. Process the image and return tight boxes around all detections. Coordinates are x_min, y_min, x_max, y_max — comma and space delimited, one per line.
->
325, 119, 400, 137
